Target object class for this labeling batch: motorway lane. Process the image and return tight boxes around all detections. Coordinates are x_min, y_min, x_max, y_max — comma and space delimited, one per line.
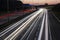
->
4, 9, 43, 40
48, 12, 60, 40
20, 11, 44, 40
4, 9, 44, 40
0, 10, 38, 39
20, 9, 49, 40
0, 9, 43, 40
38, 9, 50, 40
20, 9, 50, 40
38, 11, 45, 40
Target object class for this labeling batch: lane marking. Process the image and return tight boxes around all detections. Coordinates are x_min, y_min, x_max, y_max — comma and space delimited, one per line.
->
45, 9, 48, 40
38, 11, 45, 40
52, 12, 60, 22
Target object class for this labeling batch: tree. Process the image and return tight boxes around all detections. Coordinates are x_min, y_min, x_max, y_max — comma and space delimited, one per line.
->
16, 1, 23, 10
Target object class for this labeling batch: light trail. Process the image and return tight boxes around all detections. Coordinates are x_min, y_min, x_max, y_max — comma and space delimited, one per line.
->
4, 9, 43, 40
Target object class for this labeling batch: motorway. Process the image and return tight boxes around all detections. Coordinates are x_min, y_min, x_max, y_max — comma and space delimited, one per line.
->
0, 8, 60, 40
48, 11, 60, 40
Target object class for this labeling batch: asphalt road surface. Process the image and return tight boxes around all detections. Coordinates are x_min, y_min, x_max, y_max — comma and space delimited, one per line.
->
48, 11, 60, 40
0, 8, 60, 40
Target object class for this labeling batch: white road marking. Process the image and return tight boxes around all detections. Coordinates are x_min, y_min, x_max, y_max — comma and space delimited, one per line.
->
45, 9, 48, 40
38, 9, 49, 40
38, 11, 45, 40
52, 12, 60, 22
